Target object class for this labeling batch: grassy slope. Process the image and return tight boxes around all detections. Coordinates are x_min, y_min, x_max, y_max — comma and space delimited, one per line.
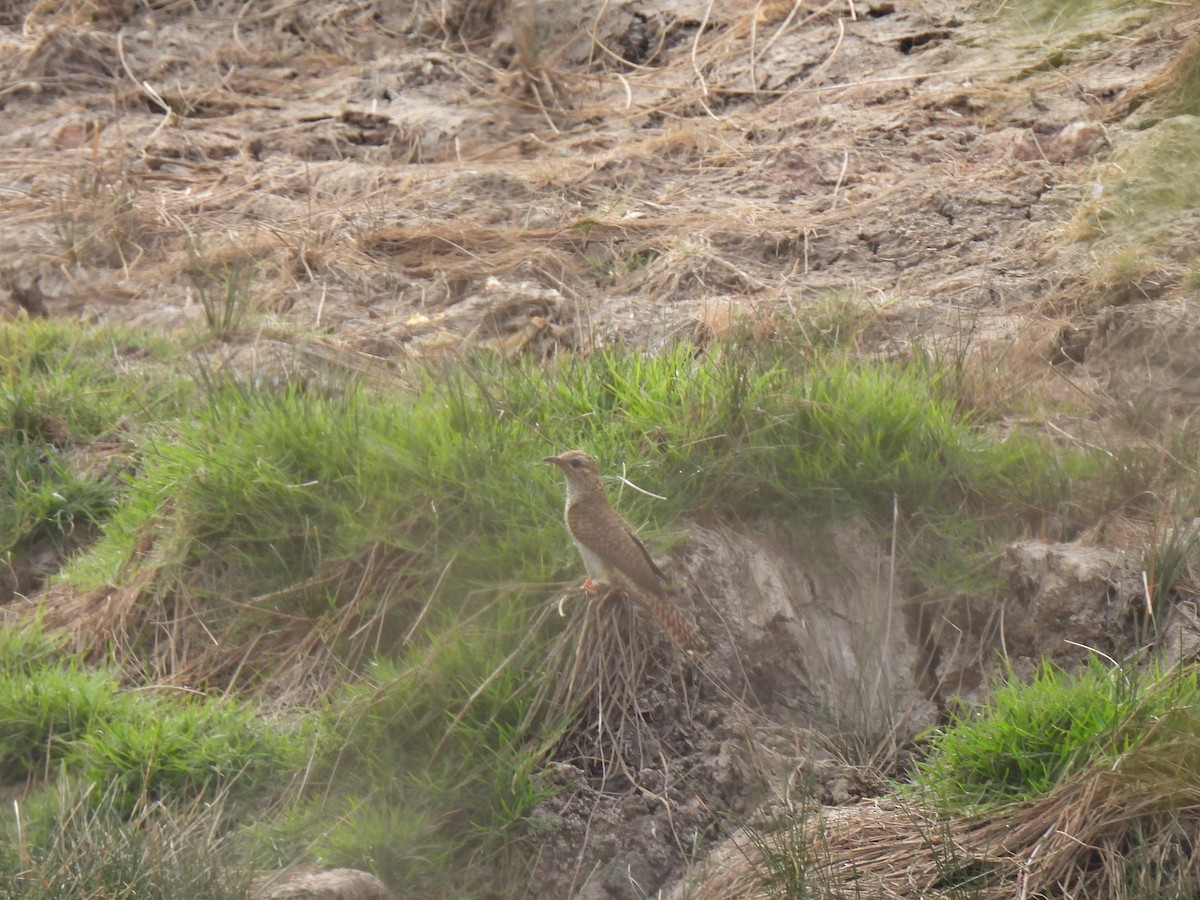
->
0, 311, 1127, 894
2, 1, 1200, 898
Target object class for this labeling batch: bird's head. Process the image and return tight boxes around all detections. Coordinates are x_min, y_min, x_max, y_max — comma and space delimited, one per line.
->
545, 450, 601, 488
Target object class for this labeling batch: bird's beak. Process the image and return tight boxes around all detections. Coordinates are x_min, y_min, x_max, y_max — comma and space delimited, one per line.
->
544, 454, 563, 467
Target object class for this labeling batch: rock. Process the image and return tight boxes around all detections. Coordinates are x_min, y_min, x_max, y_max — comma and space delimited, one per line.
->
253, 867, 393, 900
1000, 540, 1134, 659
1012, 121, 1107, 162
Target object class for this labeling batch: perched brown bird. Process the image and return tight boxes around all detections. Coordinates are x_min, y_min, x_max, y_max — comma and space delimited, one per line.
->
545, 450, 704, 651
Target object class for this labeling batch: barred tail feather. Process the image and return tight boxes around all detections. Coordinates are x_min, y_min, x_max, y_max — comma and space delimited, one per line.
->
639, 591, 705, 652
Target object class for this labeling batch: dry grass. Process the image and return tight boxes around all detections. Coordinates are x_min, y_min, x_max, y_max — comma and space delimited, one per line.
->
526, 584, 701, 789
695, 740, 1200, 899
4, 0, 1192, 361
25, 548, 410, 703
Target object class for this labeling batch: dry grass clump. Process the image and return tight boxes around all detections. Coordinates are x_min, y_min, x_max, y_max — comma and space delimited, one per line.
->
526, 584, 700, 789
693, 661, 1200, 900
698, 741, 1200, 899
32, 549, 410, 702
358, 221, 591, 285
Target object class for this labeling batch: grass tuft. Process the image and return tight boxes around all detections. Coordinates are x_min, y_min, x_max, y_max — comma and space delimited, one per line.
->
0, 618, 309, 897
1, 776, 257, 900
186, 253, 258, 341
0, 322, 190, 598
1139, 502, 1200, 642
914, 657, 1200, 810
0, 620, 304, 811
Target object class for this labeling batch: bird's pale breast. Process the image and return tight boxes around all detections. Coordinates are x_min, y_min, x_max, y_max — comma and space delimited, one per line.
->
574, 537, 616, 583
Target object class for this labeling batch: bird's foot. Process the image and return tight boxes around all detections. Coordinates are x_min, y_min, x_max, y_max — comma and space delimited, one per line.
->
580, 578, 622, 606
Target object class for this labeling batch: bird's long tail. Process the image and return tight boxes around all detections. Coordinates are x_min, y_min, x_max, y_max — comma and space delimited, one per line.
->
636, 590, 705, 652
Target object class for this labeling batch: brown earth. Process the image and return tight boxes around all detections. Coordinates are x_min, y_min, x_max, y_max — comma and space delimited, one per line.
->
4, 1, 1200, 898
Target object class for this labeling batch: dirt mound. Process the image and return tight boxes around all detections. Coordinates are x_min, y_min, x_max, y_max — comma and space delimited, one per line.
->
525, 520, 1171, 898
527, 520, 924, 898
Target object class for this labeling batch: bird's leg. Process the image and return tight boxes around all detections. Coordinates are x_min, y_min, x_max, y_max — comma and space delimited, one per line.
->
580, 579, 622, 607
598, 585, 621, 606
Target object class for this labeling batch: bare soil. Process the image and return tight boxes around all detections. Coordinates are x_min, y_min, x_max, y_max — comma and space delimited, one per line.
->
4, 0, 1200, 897
4, 0, 1192, 358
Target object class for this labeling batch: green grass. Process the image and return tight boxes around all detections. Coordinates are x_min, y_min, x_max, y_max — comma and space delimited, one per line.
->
1141, 504, 1200, 640
1159, 33, 1200, 119
0, 319, 184, 444
999, 0, 1164, 86
1186, 257, 1200, 292
914, 658, 1200, 810
63, 333, 1116, 891
1002, 0, 1147, 31
0, 442, 112, 558
69, 338, 1104, 627
993, 0, 1200, 313
185, 253, 258, 341
1, 776, 256, 900
0, 621, 303, 812
748, 660, 1200, 898
745, 805, 841, 900
260, 648, 558, 894
0, 619, 309, 898
0, 321, 189, 566
1083, 117, 1200, 240
1068, 21, 1200, 294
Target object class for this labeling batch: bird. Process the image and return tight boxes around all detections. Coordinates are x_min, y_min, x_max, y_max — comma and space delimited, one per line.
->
544, 450, 704, 651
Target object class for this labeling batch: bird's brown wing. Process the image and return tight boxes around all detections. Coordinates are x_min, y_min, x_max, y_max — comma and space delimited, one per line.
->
567, 495, 666, 593
622, 522, 667, 584
568, 496, 704, 651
